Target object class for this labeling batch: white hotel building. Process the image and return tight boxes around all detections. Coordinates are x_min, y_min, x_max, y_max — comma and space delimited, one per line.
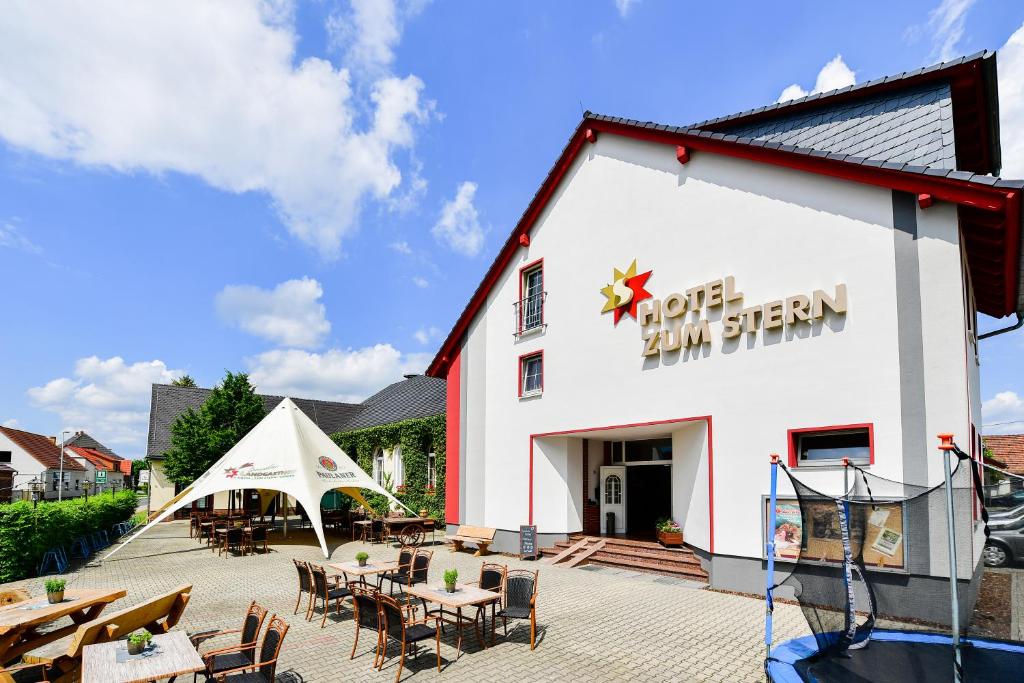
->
426, 52, 1024, 593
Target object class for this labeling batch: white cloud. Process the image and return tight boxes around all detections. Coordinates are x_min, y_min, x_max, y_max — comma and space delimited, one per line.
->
432, 181, 485, 256
216, 277, 331, 348
246, 345, 429, 402
614, 0, 640, 18
0, 219, 41, 254
999, 23, 1024, 178
413, 326, 440, 345
327, 0, 429, 78
912, 0, 976, 62
983, 390, 1024, 434
777, 55, 856, 103
0, 1, 433, 259
412, 276, 429, 288
2, 418, 19, 428
27, 356, 184, 455
389, 240, 412, 255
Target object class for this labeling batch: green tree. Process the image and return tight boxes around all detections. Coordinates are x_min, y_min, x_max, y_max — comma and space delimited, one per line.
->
162, 372, 265, 485
172, 375, 197, 387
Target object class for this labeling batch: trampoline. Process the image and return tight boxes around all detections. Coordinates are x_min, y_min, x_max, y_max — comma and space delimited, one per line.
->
763, 436, 1024, 682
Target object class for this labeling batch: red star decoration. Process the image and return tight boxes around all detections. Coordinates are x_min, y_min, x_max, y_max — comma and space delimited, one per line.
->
614, 270, 653, 324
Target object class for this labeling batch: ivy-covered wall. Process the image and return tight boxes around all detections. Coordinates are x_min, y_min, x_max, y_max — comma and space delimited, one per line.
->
331, 414, 446, 524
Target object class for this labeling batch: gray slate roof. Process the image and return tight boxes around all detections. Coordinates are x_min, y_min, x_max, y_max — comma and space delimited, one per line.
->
147, 375, 445, 459
713, 82, 956, 170
64, 431, 122, 461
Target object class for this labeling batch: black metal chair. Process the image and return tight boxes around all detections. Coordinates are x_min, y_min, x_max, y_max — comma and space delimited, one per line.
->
196, 601, 269, 678
219, 527, 244, 556
246, 525, 268, 555
349, 584, 384, 667
370, 518, 385, 544
209, 614, 289, 682
492, 569, 539, 650
292, 559, 313, 618
309, 564, 352, 628
378, 594, 440, 683
377, 546, 416, 595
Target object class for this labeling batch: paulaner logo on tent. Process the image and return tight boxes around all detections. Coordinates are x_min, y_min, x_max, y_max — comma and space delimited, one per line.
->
318, 456, 338, 471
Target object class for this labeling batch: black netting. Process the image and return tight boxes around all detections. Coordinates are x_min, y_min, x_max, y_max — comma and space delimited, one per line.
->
770, 445, 1006, 664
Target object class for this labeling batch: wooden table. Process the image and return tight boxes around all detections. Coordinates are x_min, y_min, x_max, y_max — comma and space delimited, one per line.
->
405, 583, 500, 660
327, 560, 398, 588
0, 588, 126, 666
351, 519, 373, 543
81, 631, 205, 683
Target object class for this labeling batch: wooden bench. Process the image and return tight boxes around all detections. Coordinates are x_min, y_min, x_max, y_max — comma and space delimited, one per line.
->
21, 584, 192, 683
448, 525, 497, 556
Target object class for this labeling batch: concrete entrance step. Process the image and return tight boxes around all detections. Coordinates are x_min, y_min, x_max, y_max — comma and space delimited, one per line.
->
540, 535, 708, 582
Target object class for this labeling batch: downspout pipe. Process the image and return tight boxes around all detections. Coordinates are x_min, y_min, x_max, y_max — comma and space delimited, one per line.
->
978, 311, 1023, 340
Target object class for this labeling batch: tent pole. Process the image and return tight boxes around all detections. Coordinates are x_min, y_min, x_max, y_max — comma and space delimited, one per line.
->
283, 493, 289, 539
765, 454, 780, 666
938, 434, 962, 683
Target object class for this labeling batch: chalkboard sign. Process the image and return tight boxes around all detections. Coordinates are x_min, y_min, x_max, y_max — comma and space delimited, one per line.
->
519, 525, 538, 560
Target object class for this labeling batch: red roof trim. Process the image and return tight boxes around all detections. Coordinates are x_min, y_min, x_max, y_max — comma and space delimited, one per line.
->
427, 118, 1021, 378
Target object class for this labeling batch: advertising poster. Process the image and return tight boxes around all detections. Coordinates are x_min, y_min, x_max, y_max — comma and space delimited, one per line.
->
771, 501, 803, 560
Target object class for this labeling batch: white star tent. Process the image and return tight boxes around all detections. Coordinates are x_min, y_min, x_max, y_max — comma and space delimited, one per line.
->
107, 397, 410, 559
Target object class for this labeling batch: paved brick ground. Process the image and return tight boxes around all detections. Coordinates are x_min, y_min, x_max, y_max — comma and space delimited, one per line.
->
5, 521, 809, 682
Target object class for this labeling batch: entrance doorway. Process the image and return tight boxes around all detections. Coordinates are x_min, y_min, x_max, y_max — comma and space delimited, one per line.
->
598, 437, 673, 537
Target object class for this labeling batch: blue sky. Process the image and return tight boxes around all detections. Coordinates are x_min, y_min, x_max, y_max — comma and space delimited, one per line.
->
2, 0, 1024, 458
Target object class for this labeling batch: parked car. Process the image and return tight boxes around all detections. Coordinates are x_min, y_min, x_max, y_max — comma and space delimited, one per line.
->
985, 489, 1024, 510
983, 509, 1024, 567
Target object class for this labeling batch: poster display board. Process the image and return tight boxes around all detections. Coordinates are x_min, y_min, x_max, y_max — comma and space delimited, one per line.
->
519, 525, 539, 560
764, 496, 906, 571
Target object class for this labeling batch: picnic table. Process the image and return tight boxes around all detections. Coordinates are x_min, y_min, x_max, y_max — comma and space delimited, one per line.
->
0, 588, 126, 666
327, 560, 399, 588
405, 583, 500, 660
81, 631, 205, 683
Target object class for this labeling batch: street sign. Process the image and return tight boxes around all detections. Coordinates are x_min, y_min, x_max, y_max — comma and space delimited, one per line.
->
95, 470, 107, 484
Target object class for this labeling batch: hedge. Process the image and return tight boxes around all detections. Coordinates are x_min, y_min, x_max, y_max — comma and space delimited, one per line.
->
331, 414, 446, 524
0, 490, 138, 583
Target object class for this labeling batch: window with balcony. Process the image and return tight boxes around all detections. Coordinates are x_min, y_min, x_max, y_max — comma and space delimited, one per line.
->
515, 260, 545, 335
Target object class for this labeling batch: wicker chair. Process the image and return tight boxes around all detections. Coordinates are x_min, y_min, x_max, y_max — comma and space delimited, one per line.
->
349, 584, 384, 666
245, 525, 268, 555
377, 546, 416, 595
195, 601, 269, 678
378, 594, 440, 683
309, 564, 352, 628
292, 559, 313, 617
211, 615, 289, 682
472, 563, 507, 645
219, 527, 244, 556
492, 569, 539, 649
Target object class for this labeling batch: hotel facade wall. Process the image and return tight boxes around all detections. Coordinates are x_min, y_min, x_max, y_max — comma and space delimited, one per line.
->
446, 134, 979, 589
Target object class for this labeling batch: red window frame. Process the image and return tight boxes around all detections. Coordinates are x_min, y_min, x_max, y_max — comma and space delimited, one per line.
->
518, 350, 544, 398
518, 258, 544, 334
787, 423, 874, 467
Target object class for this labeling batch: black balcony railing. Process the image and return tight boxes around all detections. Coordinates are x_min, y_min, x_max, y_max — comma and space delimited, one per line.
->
513, 291, 546, 335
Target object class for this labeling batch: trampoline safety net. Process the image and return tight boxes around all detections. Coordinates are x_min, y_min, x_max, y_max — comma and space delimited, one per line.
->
766, 445, 1024, 682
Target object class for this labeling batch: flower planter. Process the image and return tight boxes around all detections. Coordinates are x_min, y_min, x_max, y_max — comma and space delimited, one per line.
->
127, 641, 146, 655
358, 558, 367, 567
418, 508, 429, 518
657, 530, 683, 547
46, 591, 64, 604
445, 583, 456, 593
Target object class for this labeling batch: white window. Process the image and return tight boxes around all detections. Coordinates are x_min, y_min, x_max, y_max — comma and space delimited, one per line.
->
792, 426, 872, 467
393, 446, 404, 488
427, 452, 436, 488
520, 352, 543, 397
604, 474, 622, 504
373, 449, 384, 486
520, 264, 544, 332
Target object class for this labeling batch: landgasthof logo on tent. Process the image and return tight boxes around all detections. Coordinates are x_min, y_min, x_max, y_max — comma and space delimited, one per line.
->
318, 456, 338, 471
224, 463, 296, 480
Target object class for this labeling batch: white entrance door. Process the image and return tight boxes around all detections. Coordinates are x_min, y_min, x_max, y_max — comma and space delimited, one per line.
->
600, 466, 626, 534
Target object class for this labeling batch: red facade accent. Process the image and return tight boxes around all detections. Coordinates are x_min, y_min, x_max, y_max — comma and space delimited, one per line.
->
918, 193, 934, 209
518, 233, 530, 247
676, 145, 690, 164
445, 350, 461, 524
585, 128, 597, 144
786, 423, 875, 467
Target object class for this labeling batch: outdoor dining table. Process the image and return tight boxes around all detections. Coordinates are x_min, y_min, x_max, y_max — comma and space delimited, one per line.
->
81, 630, 205, 683
404, 583, 501, 660
351, 519, 373, 542
327, 560, 399, 587
0, 587, 126, 666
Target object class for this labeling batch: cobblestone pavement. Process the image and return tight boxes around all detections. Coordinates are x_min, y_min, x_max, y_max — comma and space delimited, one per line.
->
4, 521, 809, 682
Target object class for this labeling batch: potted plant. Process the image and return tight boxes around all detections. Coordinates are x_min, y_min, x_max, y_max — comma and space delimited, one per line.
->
127, 629, 152, 655
355, 551, 369, 567
656, 518, 683, 547
443, 569, 458, 593
418, 508, 429, 518
44, 578, 65, 604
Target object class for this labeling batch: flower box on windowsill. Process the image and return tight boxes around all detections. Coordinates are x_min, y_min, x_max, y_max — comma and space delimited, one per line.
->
657, 530, 683, 547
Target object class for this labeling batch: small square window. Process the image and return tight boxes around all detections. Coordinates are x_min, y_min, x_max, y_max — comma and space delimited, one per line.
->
791, 426, 872, 467
520, 353, 543, 397
0, 451, 11, 464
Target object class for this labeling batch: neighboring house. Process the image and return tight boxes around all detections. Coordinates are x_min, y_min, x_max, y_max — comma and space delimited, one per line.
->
0, 463, 15, 504
145, 374, 446, 513
66, 446, 132, 493
0, 426, 86, 500
984, 434, 1024, 475
64, 430, 133, 491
